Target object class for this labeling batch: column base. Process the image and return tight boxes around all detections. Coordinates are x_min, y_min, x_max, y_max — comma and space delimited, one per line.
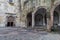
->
46, 29, 51, 32
43, 23, 45, 26
47, 25, 52, 32
58, 24, 60, 26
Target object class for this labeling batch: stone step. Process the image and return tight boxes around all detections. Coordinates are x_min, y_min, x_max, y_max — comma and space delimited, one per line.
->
33, 27, 47, 31
34, 26, 46, 29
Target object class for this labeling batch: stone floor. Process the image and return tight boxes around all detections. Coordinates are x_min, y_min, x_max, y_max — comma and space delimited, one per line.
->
0, 27, 60, 40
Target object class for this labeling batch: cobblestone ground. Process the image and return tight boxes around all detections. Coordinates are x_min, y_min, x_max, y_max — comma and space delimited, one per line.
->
0, 27, 60, 40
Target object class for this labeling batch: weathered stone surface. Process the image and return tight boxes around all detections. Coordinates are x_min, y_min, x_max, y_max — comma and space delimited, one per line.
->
0, 27, 60, 40
0, 0, 60, 31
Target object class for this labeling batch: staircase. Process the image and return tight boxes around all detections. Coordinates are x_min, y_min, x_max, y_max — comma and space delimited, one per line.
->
33, 26, 47, 31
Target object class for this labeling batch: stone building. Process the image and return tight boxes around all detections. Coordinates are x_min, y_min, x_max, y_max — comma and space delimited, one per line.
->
0, 0, 21, 27
0, 0, 60, 31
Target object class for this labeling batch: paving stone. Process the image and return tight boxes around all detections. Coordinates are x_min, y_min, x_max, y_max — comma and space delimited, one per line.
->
0, 28, 60, 40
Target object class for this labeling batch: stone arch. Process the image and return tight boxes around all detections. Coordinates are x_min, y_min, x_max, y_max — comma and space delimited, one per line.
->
32, 6, 47, 15
25, 6, 48, 28
34, 7, 47, 26
50, 1, 60, 17
50, 1, 60, 29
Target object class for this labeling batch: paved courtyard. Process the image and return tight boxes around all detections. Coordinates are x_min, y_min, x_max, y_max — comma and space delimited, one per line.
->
0, 27, 60, 40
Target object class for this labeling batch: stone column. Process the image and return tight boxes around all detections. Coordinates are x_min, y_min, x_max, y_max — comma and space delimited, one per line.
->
47, 12, 53, 32
32, 13, 34, 28
43, 16, 45, 26
46, 7, 54, 32
58, 14, 60, 26
47, 18, 50, 31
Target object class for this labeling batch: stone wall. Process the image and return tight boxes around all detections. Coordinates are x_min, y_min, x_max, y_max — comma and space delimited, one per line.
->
20, 0, 52, 27
0, 0, 60, 29
0, 0, 21, 27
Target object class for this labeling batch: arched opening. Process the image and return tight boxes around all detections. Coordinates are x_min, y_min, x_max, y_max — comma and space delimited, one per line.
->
53, 5, 60, 29
35, 14, 43, 26
27, 12, 32, 27
53, 11, 59, 25
7, 16, 15, 27
34, 8, 47, 27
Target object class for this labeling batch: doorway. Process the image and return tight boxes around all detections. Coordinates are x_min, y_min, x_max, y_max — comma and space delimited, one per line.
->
34, 8, 47, 26
53, 11, 59, 25
7, 16, 15, 27
27, 12, 32, 27
35, 14, 43, 26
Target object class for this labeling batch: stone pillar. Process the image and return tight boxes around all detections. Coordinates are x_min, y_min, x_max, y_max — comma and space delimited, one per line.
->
43, 16, 45, 26
58, 14, 60, 26
47, 18, 50, 31
47, 12, 53, 32
32, 13, 34, 28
